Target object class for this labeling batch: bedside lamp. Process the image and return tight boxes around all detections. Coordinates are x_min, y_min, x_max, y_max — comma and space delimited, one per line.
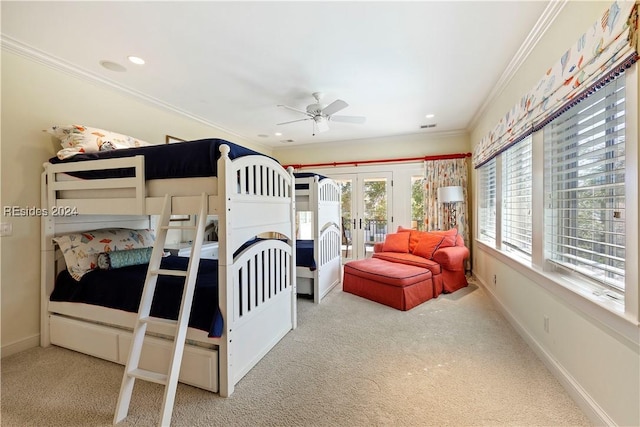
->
438, 186, 464, 230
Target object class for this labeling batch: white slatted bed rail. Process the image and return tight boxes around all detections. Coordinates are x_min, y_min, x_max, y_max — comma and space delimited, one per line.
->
294, 174, 341, 303
41, 143, 297, 398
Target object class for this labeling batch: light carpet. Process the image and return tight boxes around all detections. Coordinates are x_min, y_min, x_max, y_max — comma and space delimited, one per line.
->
1, 277, 591, 426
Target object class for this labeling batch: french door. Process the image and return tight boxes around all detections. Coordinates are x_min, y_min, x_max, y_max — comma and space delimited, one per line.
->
332, 172, 392, 262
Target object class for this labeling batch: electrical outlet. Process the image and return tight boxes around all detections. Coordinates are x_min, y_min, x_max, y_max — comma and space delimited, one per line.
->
544, 316, 550, 333
493, 274, 497, 286
0, 222, 12, 237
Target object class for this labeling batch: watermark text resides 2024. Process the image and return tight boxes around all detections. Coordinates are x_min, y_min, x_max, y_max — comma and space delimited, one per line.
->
3, 206, 78, 217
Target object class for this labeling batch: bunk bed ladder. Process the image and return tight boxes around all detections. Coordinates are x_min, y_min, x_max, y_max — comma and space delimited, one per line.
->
114, 193, 208, 427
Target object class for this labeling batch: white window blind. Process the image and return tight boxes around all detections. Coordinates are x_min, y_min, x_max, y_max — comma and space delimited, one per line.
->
544, 75, 626, 292
478, 158, 496, 245
503, 136, 532, 258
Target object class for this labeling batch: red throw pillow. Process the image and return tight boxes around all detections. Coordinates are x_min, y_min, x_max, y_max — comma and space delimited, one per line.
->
413, 233, 445, 259
431, 228, 458, 248
381, 232, 410, 253
396, 226, 426, 253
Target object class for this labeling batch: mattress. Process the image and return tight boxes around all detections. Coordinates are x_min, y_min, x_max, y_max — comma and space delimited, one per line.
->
178, 242, 219, 259
296, 240, 316, 270
50, 256, 223, 337
294, 172, 328, 190
49, 138, 268, 180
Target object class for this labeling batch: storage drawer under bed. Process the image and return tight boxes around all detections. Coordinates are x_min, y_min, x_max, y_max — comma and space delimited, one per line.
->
49, 315, 218, 392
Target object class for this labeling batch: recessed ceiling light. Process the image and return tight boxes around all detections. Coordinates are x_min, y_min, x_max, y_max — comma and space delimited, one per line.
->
127, 56, 145, 65
100, 60, 126, 72
425, 114, 435, 119
274, 132, 282, 136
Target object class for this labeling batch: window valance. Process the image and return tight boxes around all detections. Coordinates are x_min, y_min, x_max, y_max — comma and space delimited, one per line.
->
473, 0, 639, 168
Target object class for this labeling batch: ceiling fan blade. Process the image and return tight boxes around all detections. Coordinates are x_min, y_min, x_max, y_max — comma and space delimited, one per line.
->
330, 115, 367, 124
277, 118, 311, 125
315, 117, 330, 133
321, 99, 348, 116
277, 104, 311, 116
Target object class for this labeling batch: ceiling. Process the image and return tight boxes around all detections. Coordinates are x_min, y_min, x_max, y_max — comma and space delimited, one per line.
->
2, 1, 555, 148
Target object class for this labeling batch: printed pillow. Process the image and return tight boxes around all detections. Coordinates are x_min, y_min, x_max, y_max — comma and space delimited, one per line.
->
97, 247, 154, 270
46, 124, 152, 159
53, 228, 155, 280
413, 233, 445, 259
381, 232, 410, 253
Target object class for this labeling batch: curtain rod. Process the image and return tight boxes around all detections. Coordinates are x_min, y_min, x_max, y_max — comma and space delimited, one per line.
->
283, 152, 471, 170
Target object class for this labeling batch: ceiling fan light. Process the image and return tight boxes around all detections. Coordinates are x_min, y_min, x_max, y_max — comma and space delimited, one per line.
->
315, 117, 330, 133
277, 92, 365, 136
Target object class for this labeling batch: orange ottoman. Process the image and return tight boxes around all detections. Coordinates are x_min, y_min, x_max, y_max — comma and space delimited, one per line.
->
343, 258, 433, 311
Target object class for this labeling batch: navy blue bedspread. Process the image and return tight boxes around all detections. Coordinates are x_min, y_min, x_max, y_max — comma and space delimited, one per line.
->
294, 172, 328, 190
49, 138, 268, 180
242, 236, 315, 270
296, 240, 316, 270
50, 256, 223, 338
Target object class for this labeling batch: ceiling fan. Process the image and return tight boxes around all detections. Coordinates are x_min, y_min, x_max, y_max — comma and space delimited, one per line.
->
277, 92, 366, 135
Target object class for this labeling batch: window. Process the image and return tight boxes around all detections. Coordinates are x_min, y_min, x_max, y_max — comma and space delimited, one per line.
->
502, 136, 532, 258
411, 176, 425, 230
544, 76, 626, 293
477, 157, 496, 245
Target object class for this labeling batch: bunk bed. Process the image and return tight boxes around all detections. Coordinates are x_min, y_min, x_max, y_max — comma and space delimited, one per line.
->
293, 173, 341, 303
41, 138, 297, 398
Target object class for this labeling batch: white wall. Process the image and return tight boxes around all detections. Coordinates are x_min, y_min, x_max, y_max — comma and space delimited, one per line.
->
0, 50, 272, 356
274, 131, 470, 166
470, 2, 640, 425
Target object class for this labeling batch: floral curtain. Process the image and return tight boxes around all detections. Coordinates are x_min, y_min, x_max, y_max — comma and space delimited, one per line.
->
473, 0, 639, 168
423, 158, 469, 247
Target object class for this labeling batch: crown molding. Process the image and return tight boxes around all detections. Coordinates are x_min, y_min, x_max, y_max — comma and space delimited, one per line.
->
467, 0, 568, 131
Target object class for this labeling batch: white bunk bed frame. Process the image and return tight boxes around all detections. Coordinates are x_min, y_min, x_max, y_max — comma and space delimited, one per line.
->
40, 144, 297, 398
294, 174, 341, 303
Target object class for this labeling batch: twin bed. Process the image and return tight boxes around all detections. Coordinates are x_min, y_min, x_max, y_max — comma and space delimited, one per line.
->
293, 173, 342, 303
41, 138, 297, 397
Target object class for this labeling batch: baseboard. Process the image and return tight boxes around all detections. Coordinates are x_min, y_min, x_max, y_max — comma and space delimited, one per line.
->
1, 334, 40, 358
473, 273, 614, 426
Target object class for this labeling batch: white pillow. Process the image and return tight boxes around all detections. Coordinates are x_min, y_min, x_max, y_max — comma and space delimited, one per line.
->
47, 124, 152, 159
53, 228, 156, 280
